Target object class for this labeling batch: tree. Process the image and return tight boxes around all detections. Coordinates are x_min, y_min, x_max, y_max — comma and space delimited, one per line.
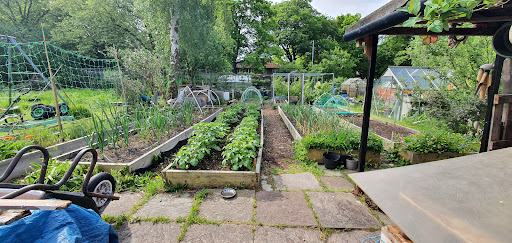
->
50, 0, 153, 58
376, 35, 412, 76
311, 47, 356, 78
272, 0, 337, 63
229, 0, 279, 70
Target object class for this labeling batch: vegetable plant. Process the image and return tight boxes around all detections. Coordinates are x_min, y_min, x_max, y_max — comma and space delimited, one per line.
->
397, 130, 479, 154
222, 116, 260, 171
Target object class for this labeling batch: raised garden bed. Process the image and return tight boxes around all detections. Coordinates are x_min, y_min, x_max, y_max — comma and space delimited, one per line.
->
399, 151, 467, 164
162, 105, 264, 188
305, 148, 381, 166
277, 106, 302, 141
0, 108, 222, 179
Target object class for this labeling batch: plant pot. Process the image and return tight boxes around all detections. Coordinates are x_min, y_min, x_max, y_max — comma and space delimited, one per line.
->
346, 157, 358, 170
323, 152, 341, 169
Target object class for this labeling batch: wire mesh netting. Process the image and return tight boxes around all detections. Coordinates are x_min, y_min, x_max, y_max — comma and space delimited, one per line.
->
1, 38, 118, 92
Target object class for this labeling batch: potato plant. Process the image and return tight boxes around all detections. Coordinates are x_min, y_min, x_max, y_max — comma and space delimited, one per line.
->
172, 122, 228, 169
222, 116, 260, 171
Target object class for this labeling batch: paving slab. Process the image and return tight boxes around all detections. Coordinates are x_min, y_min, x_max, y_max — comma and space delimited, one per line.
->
103, 192, 144, 217
117, 222, 182, 243
255, 191, 317, 226
319, 165, 342, 177
132, 192, 194, 219
306, 192, 380, 229
273, 172, 322, 190
327, 230, 380, 243
199, 189, 254, 222
320, 177, 353, 191
254, 226, 322, 242
181, 224, 252, 243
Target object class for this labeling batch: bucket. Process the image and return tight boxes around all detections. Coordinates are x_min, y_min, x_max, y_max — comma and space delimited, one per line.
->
346, 157, 358, 170
323, 152, 341, 169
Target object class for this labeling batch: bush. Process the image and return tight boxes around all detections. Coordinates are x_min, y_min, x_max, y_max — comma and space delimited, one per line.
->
398, 131, 479, 154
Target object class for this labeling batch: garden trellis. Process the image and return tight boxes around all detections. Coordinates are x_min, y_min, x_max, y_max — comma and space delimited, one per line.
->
272, 72, 334, 105
1, 35, 118, 99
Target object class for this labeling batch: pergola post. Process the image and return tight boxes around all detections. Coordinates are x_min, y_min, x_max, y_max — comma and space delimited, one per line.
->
332, 73, 335, 90
358, 34, 378, 172
301, 73, 305, 105
480, 55, 506, 152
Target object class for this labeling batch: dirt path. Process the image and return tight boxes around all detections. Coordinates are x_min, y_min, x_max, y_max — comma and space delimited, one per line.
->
261, 108, 295, 175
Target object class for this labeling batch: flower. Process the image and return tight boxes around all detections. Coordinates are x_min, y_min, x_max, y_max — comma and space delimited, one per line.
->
1, 136, 16, 140
25, 135, 35, 139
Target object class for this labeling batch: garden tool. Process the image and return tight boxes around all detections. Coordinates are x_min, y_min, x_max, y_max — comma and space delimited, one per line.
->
474, 64, 494, 99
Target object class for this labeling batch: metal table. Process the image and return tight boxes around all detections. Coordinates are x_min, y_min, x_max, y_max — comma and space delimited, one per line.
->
350, 148, 512, 243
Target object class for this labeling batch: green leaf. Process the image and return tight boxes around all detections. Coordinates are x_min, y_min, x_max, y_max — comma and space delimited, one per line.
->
411, 0, 422, 15
428, 20, 444, 33
403, 17, 423, 27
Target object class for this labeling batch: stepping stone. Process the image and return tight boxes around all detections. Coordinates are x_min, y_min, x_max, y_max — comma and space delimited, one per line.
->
306, 192, 380, 229
255, 191, 317, 226
273, 172, 321, 190
254, 226, 322, 242
319, 165, 342, 177
327, 230, 380, 243
132, 192, 194, 220
117, 222, 182, 243
199, 189, 254, 223
320, 177, 353, 191
103, 192, 143, 217
181, 224, 252, 243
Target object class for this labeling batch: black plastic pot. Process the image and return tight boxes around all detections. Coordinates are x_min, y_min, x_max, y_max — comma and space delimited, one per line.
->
323, 152, 341, 169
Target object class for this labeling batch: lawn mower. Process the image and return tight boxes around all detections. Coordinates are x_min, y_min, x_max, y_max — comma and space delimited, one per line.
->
0, 145, 119, 215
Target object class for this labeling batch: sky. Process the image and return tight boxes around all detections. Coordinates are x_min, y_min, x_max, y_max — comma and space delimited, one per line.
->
268, 0, 390, 18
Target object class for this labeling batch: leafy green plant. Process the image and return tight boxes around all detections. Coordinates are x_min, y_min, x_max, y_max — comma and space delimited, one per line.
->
398, 130, 479, 154
0, 139, 31, 160
399, 0, 505, 32
23, 158, 98, 192
301, 129, 384, 153
172, 122, 228, 169
216, 102, 244, 126
222, 116, 260, 171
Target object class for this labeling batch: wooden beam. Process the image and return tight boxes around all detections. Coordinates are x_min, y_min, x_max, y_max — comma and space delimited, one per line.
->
0, 199, 71, 211
494, 94, 512, 105
379, 27, 498, 36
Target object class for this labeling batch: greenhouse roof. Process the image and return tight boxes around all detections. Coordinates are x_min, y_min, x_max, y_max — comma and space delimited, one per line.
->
382, 66, 444, 90
342, 78, 365, 85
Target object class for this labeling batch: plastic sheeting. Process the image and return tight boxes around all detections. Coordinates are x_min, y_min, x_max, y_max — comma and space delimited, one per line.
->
0, 203, 118, 243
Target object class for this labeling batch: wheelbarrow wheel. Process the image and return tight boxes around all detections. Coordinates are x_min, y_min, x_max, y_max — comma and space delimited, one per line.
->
88, 172, 116, 213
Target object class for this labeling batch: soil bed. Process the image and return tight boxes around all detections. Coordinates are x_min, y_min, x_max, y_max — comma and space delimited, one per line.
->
345, 116, 416, 140
166, 110, 260, 172
90, 108, 219, 164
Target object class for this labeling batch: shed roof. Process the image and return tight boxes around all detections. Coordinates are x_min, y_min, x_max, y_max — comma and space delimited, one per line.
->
380, 66, 443, 90
342, 78, 366, 85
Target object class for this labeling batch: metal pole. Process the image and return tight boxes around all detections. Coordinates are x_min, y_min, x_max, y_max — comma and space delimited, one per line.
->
41, 24, 63, 134
7, 43, 12, 104
301, 73, 305, 105
112, 44, 127, 111
311, 40, 314, 70
480, 55, 505, 152
287, 73, 290, 104
272, 75, 275, 104
332, 73, 335, 89
358, 34, 378, 172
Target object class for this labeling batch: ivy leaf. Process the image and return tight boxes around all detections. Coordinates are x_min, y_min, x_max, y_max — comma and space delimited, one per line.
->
403, 17, 423, 27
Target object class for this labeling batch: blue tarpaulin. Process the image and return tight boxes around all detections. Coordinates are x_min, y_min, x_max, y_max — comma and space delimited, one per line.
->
0, 203, 118, 243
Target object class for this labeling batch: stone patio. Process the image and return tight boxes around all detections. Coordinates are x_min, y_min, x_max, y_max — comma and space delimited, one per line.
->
106, 172, 389, 242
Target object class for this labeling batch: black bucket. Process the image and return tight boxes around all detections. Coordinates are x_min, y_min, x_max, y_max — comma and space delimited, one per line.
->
323, 152, 341, 169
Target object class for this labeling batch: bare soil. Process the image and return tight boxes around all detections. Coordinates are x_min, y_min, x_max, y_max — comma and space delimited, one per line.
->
93, 108, 219, 164
261, 105, 295, 176
344, 116, 416, 140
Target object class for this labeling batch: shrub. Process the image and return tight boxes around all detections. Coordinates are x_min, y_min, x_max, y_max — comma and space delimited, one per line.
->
301, 129, 383, 153
398, 131, 479, 154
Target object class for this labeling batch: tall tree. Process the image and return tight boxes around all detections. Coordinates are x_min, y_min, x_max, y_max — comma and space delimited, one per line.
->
229, 0, 279, 70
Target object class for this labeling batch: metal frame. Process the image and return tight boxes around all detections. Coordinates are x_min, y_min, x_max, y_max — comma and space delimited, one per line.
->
272, 72, 335, 105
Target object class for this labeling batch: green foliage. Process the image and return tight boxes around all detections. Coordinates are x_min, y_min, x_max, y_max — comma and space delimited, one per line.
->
23, 158, 98, 192
382, 149, 410, 167
222, 116, 260, 171
399, 0, 504, 33
398, 131, 479, 154
281, 104, 341, 135
0, 139, 31, 161
172, 122, 228, 169
215, 103, 244, 126
302, 129, 383, 153
68, 105, 92, 119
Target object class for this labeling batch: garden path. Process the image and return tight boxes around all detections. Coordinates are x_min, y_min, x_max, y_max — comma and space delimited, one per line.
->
261, 108, 295, 175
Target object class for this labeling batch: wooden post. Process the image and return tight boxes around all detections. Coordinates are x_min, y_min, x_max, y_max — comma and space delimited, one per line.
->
41, 24, 63, 134
112, 44, 127, 111
7, 44, 12, 105
358, 34, 378, 172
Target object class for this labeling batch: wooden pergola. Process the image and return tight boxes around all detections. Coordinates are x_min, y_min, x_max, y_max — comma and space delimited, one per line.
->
343, 0, 512, 172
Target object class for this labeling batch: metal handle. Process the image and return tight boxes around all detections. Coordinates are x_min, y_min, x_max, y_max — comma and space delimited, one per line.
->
0, 145, 49, 183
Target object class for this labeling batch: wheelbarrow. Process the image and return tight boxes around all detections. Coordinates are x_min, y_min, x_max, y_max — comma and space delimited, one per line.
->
0, 145, 119, 215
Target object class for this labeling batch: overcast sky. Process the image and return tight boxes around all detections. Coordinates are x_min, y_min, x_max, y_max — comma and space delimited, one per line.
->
268, 0, 389, 18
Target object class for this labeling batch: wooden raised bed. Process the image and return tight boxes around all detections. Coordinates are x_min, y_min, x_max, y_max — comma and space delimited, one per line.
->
162, 111, 264, 188
277, 106, 302, 141
306, 148, 381, 166
0, 109, 223, 179
399, 151, 468, 164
